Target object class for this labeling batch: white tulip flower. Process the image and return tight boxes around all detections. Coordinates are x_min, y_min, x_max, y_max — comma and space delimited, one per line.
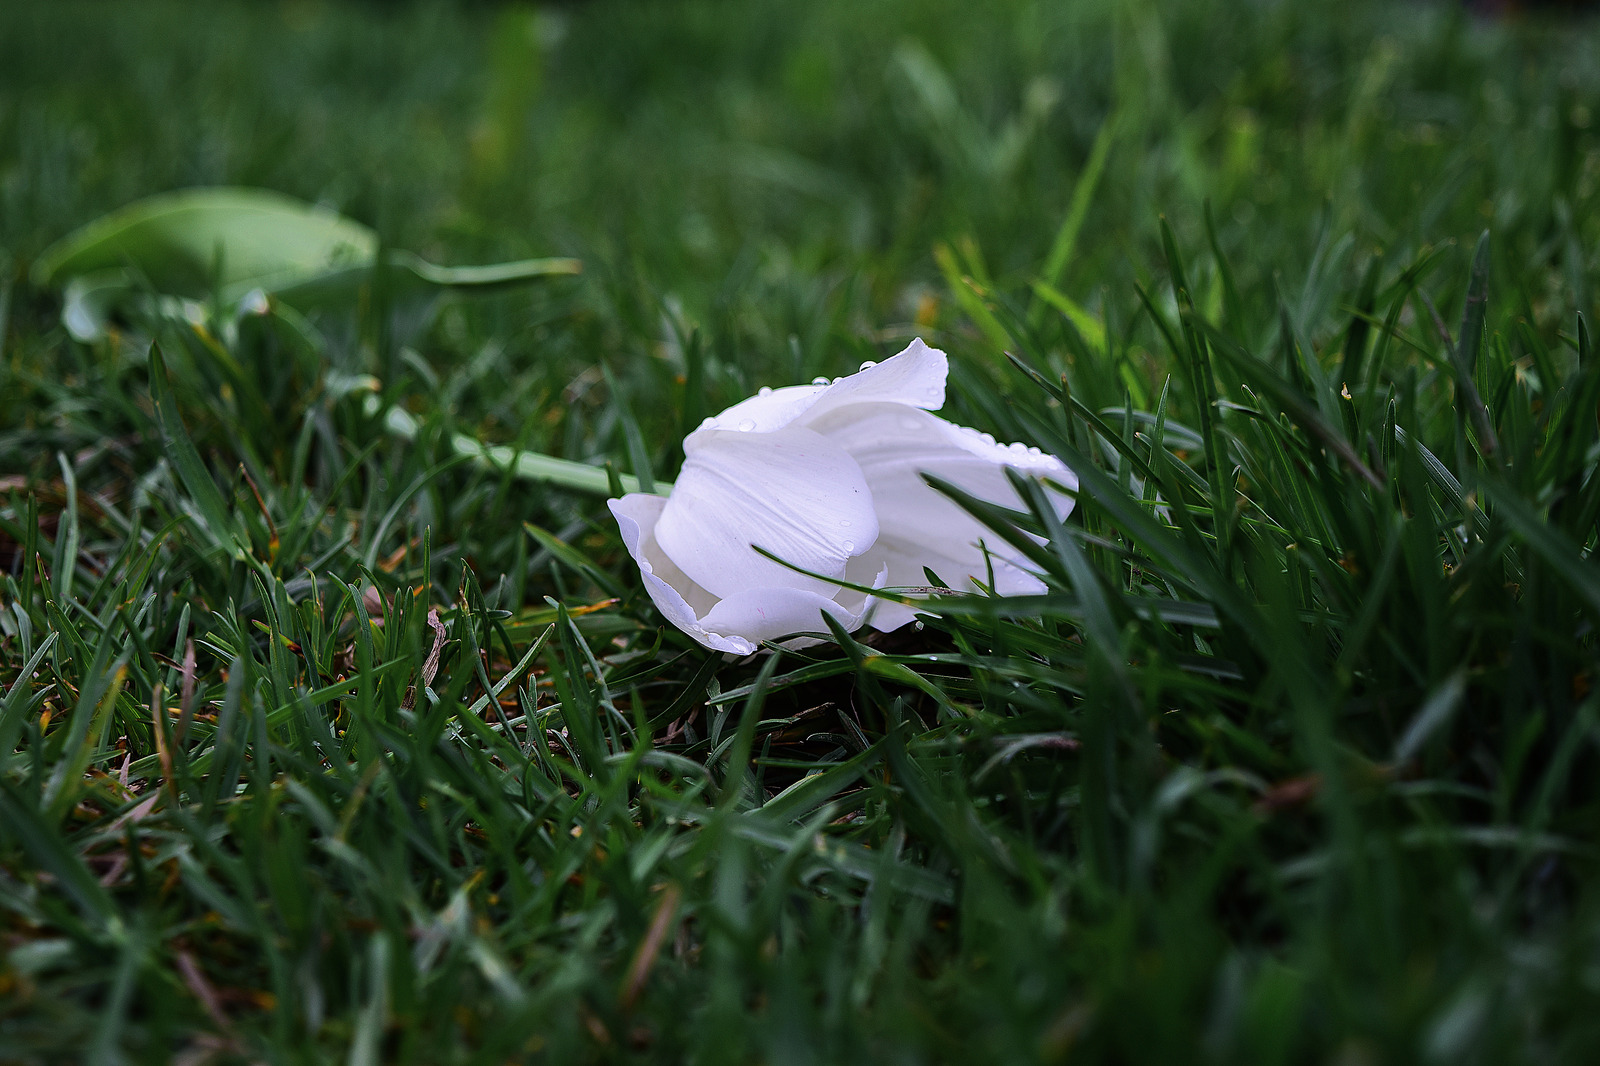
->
608, 338, 1077, 654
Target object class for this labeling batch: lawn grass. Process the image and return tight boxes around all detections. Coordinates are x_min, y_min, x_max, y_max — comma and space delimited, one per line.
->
3, 0, 1600, 1062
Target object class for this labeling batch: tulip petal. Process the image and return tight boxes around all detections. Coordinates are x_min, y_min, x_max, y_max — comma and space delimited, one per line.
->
798, 337, 948, 425
698, 583, 872, 649
655, 425, 879, 601
609, 494, 758, 655
702, 384, 828, 434
698, 338, 949, 436
814, 404, 1075, 621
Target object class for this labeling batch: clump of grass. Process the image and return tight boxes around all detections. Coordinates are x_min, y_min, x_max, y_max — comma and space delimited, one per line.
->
3, 1, 1600, 1063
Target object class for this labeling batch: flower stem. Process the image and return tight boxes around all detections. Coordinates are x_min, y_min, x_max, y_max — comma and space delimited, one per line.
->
381, 404, 666, 497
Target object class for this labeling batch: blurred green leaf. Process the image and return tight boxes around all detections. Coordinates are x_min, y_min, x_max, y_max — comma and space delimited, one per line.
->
32, 187, 579, 340
33, 186, 377, 296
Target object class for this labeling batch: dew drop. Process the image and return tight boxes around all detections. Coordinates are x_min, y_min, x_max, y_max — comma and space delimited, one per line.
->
840, 519, 852, 528
914, 621, 925, 631
980, 432, 995, 446
858, 360, 878, 371
700, 417, 715, 428
811, 376, 830, 386
737, 418, 757, 431
841, 539, 856, 552
758, 385, 772, 396
832, 376, 844, 384
1028, 446, 1042, 456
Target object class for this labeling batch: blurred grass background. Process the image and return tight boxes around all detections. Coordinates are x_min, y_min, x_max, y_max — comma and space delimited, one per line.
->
8, 0, 1596, 305
3, 0, 1600, 1063
8, 0, 1599, 470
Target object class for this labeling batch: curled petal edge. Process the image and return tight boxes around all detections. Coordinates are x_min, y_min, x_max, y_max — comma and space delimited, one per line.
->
696, 337, 949, 438
610, 494, 756, 654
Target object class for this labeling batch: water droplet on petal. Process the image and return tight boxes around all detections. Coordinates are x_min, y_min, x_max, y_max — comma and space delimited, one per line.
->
914, 621, 925, 631
841, 540, 856, 552
811, 376, 830, 386
858, 360, 878, 371
1028, 446, 1042, 456
832, 376, 843, 384
980, 432, 995, 446
737, 418, 757, 431
700, 417, 715, 428
758, 385, 772, 396
840, 519, 852, 528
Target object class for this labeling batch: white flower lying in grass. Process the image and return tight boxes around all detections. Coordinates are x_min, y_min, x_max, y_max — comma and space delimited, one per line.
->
608, 338, 1076, 654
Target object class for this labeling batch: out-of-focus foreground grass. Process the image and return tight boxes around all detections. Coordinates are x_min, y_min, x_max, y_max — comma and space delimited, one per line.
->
2, 0, 1600, 1062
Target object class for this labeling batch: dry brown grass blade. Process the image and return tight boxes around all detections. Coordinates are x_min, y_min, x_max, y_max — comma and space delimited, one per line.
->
619, 882, 683, 1012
